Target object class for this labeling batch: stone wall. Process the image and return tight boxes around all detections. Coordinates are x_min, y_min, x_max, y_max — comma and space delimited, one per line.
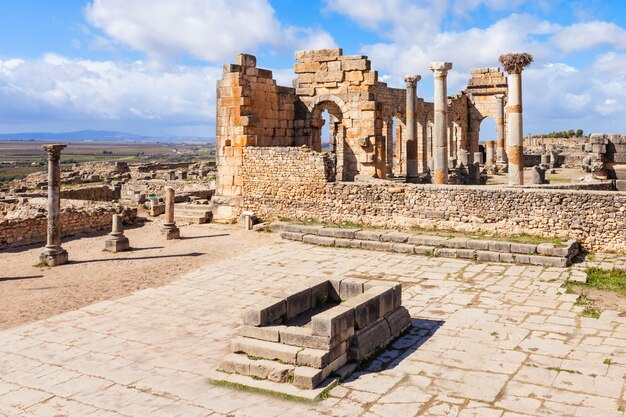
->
241, 147, 626, 253
0, 205, 136, 249
121, 180, 213, 201
60, 185, 118, 201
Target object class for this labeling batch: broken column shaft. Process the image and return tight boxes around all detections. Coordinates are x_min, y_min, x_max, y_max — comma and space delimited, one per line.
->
105, 214, 130, 252
430, 62, 453, 184
39, 144, 68, 266
495, 94, 507, 164
160, 187, 180, 239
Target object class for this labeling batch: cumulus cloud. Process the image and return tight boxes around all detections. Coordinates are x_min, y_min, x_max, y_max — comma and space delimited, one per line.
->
85, 0, 336, 63
551, 21, 626, 53
0, 55, 222, 134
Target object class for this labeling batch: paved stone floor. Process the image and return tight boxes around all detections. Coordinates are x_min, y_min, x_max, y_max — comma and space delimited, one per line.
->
1, 241, 625, 416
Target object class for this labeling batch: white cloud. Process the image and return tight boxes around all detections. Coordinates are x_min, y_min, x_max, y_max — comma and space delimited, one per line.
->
551, 21, 626, 53
0, 55, 222, 135
85, 0, 336, 64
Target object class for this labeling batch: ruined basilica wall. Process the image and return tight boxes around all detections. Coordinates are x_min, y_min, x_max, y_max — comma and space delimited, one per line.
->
0, 205, 136, 249
240, 147, 626, 253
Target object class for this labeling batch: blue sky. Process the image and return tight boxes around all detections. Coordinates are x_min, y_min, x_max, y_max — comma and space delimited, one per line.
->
1, 0, 626, 138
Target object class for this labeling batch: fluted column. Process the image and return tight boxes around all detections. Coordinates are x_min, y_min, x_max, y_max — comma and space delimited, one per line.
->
39, 144, 68, 266
499, 53, 533, 185
494, 94, 507, 164
429, 62, 453, 184
404, 75, 421, 178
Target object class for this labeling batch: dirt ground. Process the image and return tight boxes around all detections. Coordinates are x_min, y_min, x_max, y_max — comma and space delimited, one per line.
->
0, 221, 278, 330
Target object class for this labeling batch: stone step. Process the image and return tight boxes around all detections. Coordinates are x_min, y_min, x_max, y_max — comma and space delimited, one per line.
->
230, 336, 340, 368
175, 208, 212, 217
218, 353, 295, 383
273, 222, 579, 268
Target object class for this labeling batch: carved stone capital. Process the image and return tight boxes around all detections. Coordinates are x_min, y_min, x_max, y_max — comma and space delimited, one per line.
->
42, 144, 67, 156
429, 62, 453, 77
404, 74, 421, 88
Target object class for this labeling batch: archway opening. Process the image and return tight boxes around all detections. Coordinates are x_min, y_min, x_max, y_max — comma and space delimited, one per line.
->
311, 100, 345, 180
479, 117, 497, 143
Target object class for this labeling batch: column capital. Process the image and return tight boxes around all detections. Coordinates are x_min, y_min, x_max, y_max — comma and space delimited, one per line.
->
42, 144, 67, 157
498, 53, 533, 74
404, 74, 421, 88
494, 94, 505, 102
429, 62, 453, 77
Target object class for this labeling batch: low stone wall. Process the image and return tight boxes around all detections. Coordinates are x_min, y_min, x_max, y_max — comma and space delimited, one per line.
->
240, 147, 626, 253
0, 205, 136, 249
121, 180, 214, 201
60, 185, 118, 201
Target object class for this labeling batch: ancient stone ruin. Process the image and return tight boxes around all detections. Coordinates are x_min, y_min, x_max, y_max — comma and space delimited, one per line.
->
218, 277, 409, 390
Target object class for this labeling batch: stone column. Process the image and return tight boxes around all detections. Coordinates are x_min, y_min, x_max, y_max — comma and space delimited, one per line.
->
404, 75, 421, 178
39, 144, 68, 266
160, 187, 180, 239
495, 94, 507, 164
105, 214, 130, 252
429, 62, 453, 184
499, 53, 533, 185
485, 140, 496, 165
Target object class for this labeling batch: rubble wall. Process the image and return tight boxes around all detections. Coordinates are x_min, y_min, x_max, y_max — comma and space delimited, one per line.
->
0, 206, 136, 249
240, 147, 626, 253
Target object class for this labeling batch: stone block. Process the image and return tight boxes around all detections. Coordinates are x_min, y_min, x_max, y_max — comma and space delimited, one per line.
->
510, 242, 537, 254
230, 337, 300, 363
311, 305, 355, 338
104, 237, 130, 253
414, 245, 436, 255
303, 235, 335, 246
465, 239, 490, 250
311, 280, 334, 306
527, 255, 568, 268
456, 249, 476, 259
318, 227, 360, 239
286, 288, 312, 319
335, 238, 362, 248
342, 291, 380, 330
391, 243, 415, 254
280, 231, 304, 241
447, 237, 470, 248
249, 360, 294, 383
499, 253, 516, 263
487, 241, 511, 253
297, 342, 346, 368
279, 327, 332, 350
435, 248, 458, 258
407, 235, 450, 246
385, 306, 412, 337
218, 353, 250, 375
240, 325, 282, 342
476, 251, 500, 262
360, 240, 393, 251
354, 230, 382, 241
243, 298, 286, 326
340, 277, 367, 299
536, 241, 577, 258
381, 232, 410, 243
350, 318, 391, 361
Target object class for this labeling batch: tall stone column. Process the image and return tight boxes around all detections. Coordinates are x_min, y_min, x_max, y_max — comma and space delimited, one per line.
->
485, 140, 496, 165
429, 62, 453, 184
499, 53, 533, 185
494, 94, 507, 164
404, 75, 421, 178
160, 187, 180, 239
40, 144, 68, 266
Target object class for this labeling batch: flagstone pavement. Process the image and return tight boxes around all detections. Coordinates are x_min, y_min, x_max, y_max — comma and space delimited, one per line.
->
1, 240, 625, 416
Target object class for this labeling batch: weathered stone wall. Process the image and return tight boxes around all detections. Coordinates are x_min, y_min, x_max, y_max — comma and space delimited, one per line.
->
60, 185, 117, 201
241, 147, 626, 253
0, 205, 136, 249
240, 147, 335, 184
121, 180, 213, 200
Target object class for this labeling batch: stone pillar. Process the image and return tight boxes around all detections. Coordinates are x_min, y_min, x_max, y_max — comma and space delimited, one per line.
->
495, 94, 507, 164
404, 75, 421, 178
473, 152, 484, 165
105, 214, 130, 252
160, 187, 180, 239
485, 140, 496, 165
39, 144, 68, 266
167, 170, 176, 181
385, 118, 393, 176
499, 53, 533, 185
430, 62, 453, 184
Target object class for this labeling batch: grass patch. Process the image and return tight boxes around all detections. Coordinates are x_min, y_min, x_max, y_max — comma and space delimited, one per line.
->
603, 358, 613, 366
209, 379, 318, 403
582, 306, 601, 319
582, 267, 626, 298
547, 367, 582, 374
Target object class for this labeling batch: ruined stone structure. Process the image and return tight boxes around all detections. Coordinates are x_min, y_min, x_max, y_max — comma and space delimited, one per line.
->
39, 144, 69, 266
583, 134, 626, 191
214, 49, 519, 221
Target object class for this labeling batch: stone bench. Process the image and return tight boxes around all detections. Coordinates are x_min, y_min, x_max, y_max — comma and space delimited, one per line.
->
217, 277, 410, 390
269, 222, 579, 268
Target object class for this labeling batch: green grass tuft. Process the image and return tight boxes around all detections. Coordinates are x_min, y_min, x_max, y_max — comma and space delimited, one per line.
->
583, 267, 626, 298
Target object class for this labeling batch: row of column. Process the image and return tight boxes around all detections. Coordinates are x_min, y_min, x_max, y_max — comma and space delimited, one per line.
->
403, 53, 530, 186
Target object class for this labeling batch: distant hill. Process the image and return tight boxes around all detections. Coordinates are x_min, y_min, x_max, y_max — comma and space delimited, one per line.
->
0, 130, 214, 143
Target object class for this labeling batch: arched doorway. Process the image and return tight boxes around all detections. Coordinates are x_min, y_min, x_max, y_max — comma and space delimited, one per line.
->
310, 100, 345, 180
